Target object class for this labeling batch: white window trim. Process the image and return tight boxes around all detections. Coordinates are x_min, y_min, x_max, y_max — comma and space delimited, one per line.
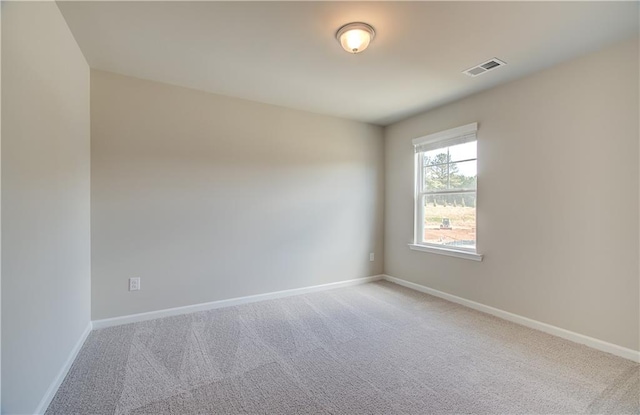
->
412, 122, 477, 152
408, 243, 483, 261
412, 123, 483, 261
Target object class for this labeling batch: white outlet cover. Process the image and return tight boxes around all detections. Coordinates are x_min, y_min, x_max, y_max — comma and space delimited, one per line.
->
129, 277, 140, 291
369, 253, 375, 261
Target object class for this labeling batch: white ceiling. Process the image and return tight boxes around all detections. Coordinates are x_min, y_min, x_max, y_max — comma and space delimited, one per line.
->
58, 1, 639, 126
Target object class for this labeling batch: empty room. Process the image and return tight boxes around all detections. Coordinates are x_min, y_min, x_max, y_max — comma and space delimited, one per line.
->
1, 1, 639, 414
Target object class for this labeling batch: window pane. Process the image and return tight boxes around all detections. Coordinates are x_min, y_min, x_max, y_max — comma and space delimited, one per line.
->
424, 164, 448, 191
422, 148, 448, 166
448, 160, 477, 190
424, 160, 476, 191
449, 141, 476, 162
423, 193, 476, 249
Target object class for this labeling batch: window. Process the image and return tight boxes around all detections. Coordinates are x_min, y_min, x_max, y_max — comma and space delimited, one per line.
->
411, 123, 482, 261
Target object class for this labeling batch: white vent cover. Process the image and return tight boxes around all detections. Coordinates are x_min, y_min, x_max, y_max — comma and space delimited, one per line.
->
463, 58, 506, 77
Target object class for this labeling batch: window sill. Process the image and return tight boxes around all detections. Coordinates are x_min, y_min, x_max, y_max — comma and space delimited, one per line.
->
408, 244, 483, 262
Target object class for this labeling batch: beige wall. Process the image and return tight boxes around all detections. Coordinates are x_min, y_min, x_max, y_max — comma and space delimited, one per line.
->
91, 70, 384, 320
1, 2, 91, 414
1, 3, 3, 410
384, 38, 639, 351
0, 3, 3, 410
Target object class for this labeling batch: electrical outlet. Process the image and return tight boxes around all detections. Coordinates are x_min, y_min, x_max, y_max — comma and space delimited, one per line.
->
129, 277, 140, 291
369, 253, 375, 262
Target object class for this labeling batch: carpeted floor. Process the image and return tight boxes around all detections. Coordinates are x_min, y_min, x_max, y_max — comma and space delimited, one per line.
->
47, 280, 639, 414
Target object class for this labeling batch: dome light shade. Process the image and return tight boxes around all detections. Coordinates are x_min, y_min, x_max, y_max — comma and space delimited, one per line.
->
336, 22, 375, 54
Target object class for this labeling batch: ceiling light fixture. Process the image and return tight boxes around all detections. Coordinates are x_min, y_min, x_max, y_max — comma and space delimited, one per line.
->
336, 22, 375, 54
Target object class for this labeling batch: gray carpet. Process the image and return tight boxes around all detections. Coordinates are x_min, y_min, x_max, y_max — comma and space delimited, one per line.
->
47, 281, 639, 414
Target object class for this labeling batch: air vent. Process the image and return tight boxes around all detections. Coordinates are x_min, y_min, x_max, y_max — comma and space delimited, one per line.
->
463, 58, 506, 77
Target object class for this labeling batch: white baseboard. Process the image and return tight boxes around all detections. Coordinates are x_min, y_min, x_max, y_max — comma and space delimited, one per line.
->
34, 321, 93, 415
92, 275, 384, 330
382, 274, 640, 363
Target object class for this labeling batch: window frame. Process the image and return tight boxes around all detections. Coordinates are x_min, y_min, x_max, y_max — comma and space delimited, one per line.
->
411, 123, 483, 261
